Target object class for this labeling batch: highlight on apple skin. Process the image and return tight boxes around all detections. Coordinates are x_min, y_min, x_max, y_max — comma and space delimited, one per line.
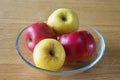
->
33, 39, 66, 71
24, 22, 57, 52
59, 30, 96, 63
47, 8, 79, 36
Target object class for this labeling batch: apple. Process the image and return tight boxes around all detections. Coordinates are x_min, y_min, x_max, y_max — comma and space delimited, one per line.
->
47, 8, 79, 36
25, 22, 57, 52
59, 30, 96, 63
33, 39, 66, 71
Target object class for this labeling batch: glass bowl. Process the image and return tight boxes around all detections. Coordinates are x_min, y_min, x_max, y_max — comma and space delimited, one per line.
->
16, 24, 105, 75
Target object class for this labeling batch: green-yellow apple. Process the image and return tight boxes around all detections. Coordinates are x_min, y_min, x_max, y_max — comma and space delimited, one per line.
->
33, 39, 66, 71
47, 8, 79, 36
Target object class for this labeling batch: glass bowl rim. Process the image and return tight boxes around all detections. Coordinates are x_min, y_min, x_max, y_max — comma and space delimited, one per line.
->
15, 24, 105, 75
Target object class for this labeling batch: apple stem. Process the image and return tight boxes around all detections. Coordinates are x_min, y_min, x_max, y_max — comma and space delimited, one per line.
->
49, 50, 54, 57
61, 17, 66, 21
29, 38, 32, 42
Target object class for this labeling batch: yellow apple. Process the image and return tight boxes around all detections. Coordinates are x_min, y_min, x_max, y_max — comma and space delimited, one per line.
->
47, 8, 79, 36
33, 39, 66, 71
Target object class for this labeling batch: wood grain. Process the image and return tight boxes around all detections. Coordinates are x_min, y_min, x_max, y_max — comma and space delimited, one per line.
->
0, 0, 120, 80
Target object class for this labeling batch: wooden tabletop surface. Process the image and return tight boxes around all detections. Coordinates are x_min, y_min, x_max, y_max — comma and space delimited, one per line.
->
0, 0, 120, 80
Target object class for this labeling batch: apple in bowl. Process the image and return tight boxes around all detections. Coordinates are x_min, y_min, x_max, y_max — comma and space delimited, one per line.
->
47, 8, 79, 36
33, 39, 66, 71
24, 22, 57, 52
59, 30, 96, 63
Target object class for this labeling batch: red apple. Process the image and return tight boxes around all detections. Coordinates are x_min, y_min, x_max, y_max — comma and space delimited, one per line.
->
25, 22, 57, 52
59, 31, 96, 63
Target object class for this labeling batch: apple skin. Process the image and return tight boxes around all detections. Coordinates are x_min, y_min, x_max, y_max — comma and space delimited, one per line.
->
33, 39, 66, 71
47, 8, 79, 36
25, 22, 57, 52
59, 31, 96, 63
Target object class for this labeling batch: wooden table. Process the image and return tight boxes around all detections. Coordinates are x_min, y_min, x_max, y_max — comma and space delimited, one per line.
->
0, 0, 120, 80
